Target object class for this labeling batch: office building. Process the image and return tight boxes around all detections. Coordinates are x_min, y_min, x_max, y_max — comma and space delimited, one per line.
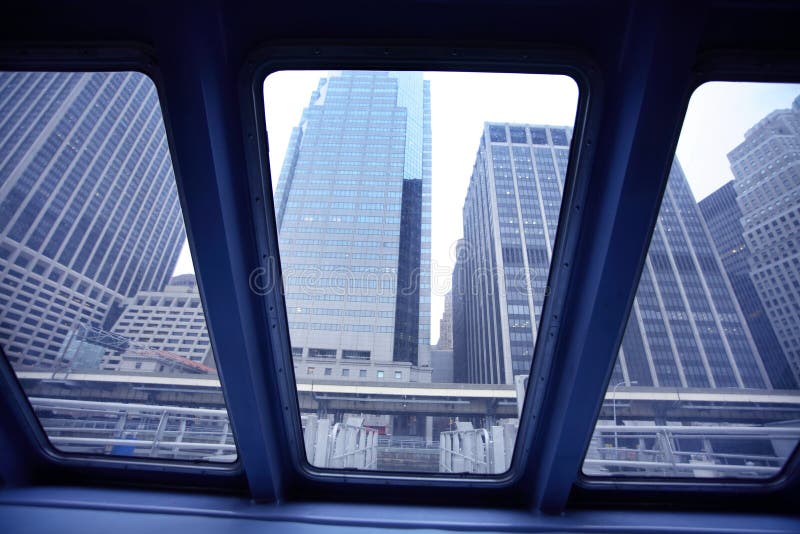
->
454, 122, 773, 389
451, 239, 469, 383
100, 274, 212, 371
273, 71, 431, 382
436, 291, 453, 350
454, 123, 571, 384
0, 71, 186, 368
727, 95, 800, 381
699, 182, 798, 389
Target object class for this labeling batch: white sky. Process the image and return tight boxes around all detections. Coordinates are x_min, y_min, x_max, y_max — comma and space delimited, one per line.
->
173, 73, 800, 344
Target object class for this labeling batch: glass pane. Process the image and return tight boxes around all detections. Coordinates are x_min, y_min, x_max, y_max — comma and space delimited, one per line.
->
582, 83, 800, 479
263, 71, 578, 473
0, 71, 236, 463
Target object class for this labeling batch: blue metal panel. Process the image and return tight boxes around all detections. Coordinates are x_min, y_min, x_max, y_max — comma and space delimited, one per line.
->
1, 486, 800, 533
522, 1, 709, 513
152, 9, 284, 501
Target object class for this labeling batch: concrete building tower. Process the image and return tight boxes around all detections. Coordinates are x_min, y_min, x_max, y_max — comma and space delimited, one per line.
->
727, 95, 800, 382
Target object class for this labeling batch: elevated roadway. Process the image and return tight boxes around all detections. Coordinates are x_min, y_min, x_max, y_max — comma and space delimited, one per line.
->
14, 371, 800, 423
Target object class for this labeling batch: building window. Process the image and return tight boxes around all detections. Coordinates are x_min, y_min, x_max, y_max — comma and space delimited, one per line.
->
342, 350, 370, 360
376, 370, 385, 379
308, 348, 336, 359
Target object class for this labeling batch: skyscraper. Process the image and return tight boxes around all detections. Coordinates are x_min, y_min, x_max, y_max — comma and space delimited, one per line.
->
436, 291, 453, 350
273, 71, 431, 381
455, 123, 571, 384
699, 181, 798, 389
727, 95, 800, 381
0, 71, 186, 368
454, 122, 773, 389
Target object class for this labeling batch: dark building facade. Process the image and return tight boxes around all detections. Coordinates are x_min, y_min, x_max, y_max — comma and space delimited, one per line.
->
454, 122, 774, 389
699, 181, 797, 389
454, 123, 571, 384
0, 71, 186, 368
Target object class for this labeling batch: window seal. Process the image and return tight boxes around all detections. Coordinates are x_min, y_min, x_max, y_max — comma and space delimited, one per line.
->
574, 49, 800, 496
240, 42, 599, 489
0, 45, 245, 483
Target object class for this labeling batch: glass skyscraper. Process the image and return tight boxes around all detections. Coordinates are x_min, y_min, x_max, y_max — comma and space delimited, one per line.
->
727, 95, 800, 382
273, 71, 432, 382
454, 122, 774, 389
0, 72, 186, 368
699, 181, 797, 389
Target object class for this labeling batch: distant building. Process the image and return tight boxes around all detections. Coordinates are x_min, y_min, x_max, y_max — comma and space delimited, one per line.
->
727, 95, 800, 381
0, 72, 185, 368
699, 182, 798, 388
430, 348, 454, 383
436, 291, 453, 350
454, 122, 773, 389
273, 71, 432, 382
102, 275, 211, 370
451, 240, 468, 383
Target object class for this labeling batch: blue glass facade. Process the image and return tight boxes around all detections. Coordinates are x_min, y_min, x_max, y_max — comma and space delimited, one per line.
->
699, 181, 797, 389
0, 72, 186, 368
272, 71, 431, 378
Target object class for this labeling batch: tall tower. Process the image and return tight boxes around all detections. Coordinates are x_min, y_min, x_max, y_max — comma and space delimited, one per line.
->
455, 122, 772, 389
0, 71, 186, 368
727, 95, 800, 381
456, 123, 571, 384
273, 71, 431, 381
699, 182, 798, 389
436, 291, 453, 350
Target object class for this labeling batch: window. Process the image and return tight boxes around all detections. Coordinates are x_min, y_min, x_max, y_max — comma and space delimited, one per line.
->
581, 82, 800, 480
0, 71, 236, 464
264, 70, 578, 474
342, 350, 370, 360
308, 348, 336, 359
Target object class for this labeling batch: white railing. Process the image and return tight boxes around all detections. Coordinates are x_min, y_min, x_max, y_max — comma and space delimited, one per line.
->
440, 422, 518, 474
302, 414, 378, 470
30, 397, 235, 461
584, 424, 800, 478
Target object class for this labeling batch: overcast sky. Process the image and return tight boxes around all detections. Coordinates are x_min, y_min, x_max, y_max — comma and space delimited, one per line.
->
173, 73, 800, 344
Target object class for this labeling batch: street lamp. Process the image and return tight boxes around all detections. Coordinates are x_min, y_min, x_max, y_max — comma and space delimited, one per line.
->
612, 380, 637, 457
